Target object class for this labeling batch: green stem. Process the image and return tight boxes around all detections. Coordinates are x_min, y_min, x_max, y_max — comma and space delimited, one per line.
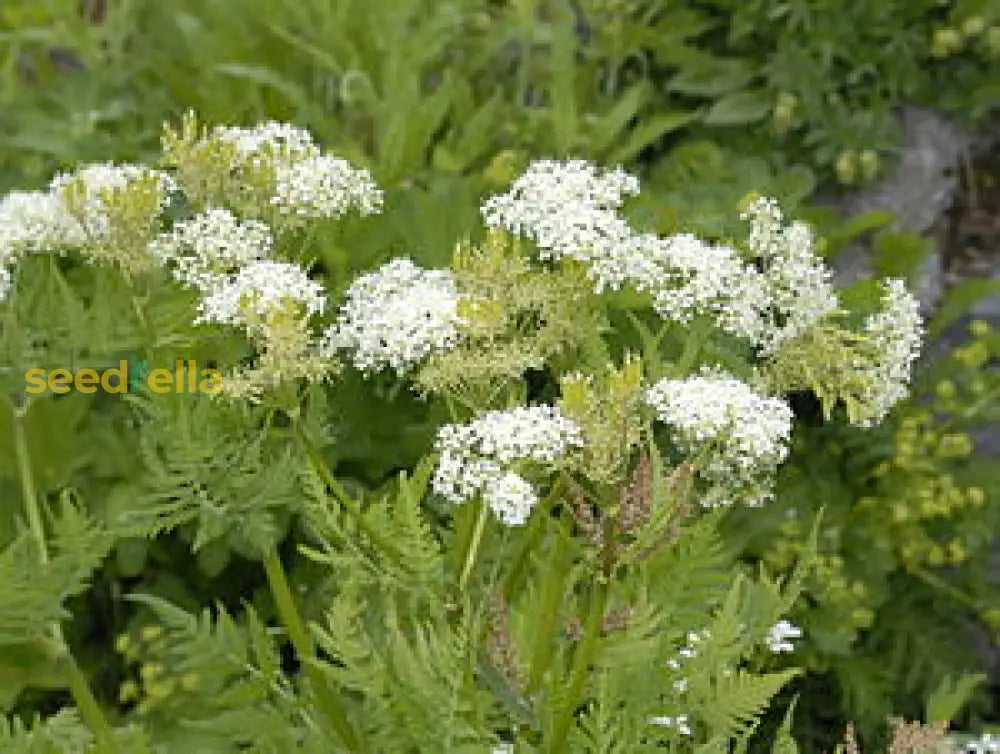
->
546, 576, 609, 752
263, 549, 364, 751
12, 402, 118, 753
292, 420, 404, 567
500, 480, 564, 598
526, 527, 569, 695
909, 565, 979, 612
458, 499, 489, 590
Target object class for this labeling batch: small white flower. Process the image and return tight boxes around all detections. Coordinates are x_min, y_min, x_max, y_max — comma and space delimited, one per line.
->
49, 162, 175, 238
649, 714, 693, 736
765, 620, 802, 653
271, 154, 383, 219
322, 259, 462, 374
432, 405, 583, 525
150, 208, 273, 290
213, 121, 318, 162
490, 745, 514, 754
196, 260, 325, 327
630, 233, 748, 324
854, 278, 923, 427
0, 190, 85, 263
645, 370, 793, 505
736, 198, 840, 353
481, 159, 640, 292
0, 265, 11, 302
966, 733, 1000, 753
483, 472, 538, 527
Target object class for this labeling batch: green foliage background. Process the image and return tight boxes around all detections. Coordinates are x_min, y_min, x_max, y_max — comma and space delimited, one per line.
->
1, 0, 1000, 751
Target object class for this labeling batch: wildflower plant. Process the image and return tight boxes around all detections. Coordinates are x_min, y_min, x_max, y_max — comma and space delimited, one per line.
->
0, 121, 944, 753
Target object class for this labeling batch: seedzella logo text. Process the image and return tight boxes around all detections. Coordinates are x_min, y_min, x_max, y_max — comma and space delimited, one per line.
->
23, 357, 223, 395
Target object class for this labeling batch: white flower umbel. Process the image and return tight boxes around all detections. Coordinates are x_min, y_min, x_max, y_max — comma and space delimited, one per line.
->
272, 154, 383, 220
854, 278, 923, 427
0, 190, 85, 263
645, 370, 793, 506
630, 233, 750, 324
432, 405, 583, 525
49, 162, 176, 239
213, 121, 318, 163
150, 208, 273, 290
765, 620, 802, 653
322, 258, 462, 374
481, 160, 640, 292
736, 198, 839, 352
196, 260, 326, 328
482, 472, 539, 527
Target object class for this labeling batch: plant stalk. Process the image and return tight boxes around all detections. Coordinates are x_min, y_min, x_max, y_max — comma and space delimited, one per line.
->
263, 549, 364, 751
12, 402, 118, 753
292, 419, 404, 567
546, 575, 609, 752
458, 499, 489, 590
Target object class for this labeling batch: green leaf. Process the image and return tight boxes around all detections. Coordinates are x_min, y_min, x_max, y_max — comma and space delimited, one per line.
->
925, 673, 987, 724
927, 278, 1000, 340
607, 111, 699, 164
666, 59, 756, 96
703, 90, 772, 125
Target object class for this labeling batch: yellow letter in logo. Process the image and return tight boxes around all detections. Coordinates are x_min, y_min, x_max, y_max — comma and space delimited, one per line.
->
48, 368, 73, 394
75, 368, 99, 394
24, 368, 47, 394
148, 368, 173, 394
200, 369, 223, 394
101, 361, 128, 394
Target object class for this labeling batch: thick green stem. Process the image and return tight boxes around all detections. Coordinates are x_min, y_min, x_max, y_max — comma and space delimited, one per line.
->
13, 403, 118, 753
263, 549, 364, 751
458, 499, 489, 590
546, 577, 609, 752
293, 420, 404, 567
526, 528, 569, 694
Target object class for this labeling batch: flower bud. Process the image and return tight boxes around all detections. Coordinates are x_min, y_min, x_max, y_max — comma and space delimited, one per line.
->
835, 151, 857, 184
962, 16, 986, 37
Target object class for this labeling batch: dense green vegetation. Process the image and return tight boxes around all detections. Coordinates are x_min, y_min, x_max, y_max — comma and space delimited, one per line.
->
1, 1, 999, 751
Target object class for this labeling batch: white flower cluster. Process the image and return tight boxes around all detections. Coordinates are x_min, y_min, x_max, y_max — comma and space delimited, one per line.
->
196, 260, 326, 328
483, 165, 856, 360
764, 620, 802, 653
630, 233, 747, 324
432, 405, 583, 525
734, 198, 840, 353
214, 121, 317, 161
213, 122, 382, 221
272, 154, 383, 219
855, 278, 923, 427
645, 370, 793, 506
50, 162, 176, 238
322, 258, 462, 374
965, 733, 1000, 753
481, 159, 640, 292
150, 208, 273, 290
0, 190, 87, 300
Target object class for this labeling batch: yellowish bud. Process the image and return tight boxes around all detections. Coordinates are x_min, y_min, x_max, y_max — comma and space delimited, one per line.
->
935, 380, 956, 400
962, 16, 986, 37
859, 150, 880, 180
835, 151, 857, 184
